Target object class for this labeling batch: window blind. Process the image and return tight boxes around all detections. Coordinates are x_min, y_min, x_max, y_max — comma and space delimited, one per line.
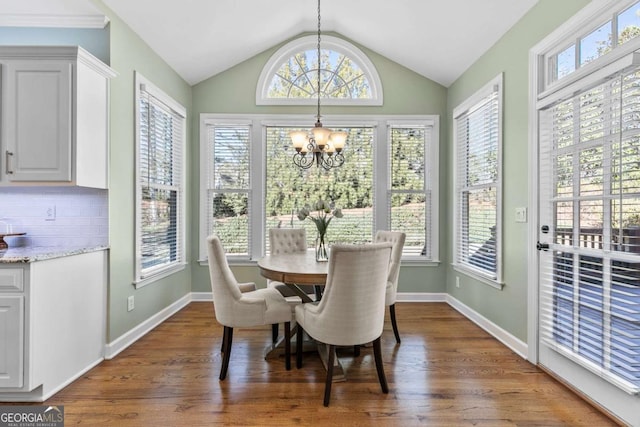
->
539, 68, 640, 393
138, 86, 184, 278
455, 86, 501, 280
207, 124, 252, 256
388, 125, 431, 258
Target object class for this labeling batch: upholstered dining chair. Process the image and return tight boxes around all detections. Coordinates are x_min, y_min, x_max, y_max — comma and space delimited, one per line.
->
268, 228, 319, 341
206, 235, 292, 380
295, 242, 393, 406
375, 230, 406, 344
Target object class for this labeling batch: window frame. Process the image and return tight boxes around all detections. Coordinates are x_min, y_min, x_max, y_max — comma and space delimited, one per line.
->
134, 72, 187, 288
542, 0, 640, 96
199, 114, 439, 265
256, 35, 383, 106
452, 73, 504, 288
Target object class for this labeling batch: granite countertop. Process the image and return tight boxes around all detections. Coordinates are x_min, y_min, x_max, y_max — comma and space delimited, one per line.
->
0, 245, 109, 263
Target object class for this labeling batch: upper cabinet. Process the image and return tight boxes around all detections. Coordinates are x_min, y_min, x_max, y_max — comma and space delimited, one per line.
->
0, 46, 116, 189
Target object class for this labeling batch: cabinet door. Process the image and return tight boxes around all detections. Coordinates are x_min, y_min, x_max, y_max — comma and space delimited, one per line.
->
0, 296, 23, 388
3, 61, 72, 182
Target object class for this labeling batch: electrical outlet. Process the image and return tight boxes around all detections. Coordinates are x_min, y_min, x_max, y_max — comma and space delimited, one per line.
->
456, 276, 460, 288
45, 205, 56, 221
127, 295, 135, 312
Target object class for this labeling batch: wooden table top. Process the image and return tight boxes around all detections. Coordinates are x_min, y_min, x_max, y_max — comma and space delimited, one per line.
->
257, 251, 328, 285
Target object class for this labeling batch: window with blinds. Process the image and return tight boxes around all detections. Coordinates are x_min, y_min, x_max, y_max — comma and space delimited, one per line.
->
265, 126, 373, 251
135, 74, 186, 283
539, 66, 640, 393
454, 75, 502, 283
206, 123, 251, 256
389, 125, 432, 258
199, 114, 438, 263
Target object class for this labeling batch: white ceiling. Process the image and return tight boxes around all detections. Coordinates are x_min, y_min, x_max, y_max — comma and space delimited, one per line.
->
2, 0, 540, 87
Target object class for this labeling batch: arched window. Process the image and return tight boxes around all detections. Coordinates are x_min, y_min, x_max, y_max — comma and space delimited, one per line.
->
256, 35, 383, 106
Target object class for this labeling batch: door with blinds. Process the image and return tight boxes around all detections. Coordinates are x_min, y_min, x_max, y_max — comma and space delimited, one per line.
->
537, 65, 640, 423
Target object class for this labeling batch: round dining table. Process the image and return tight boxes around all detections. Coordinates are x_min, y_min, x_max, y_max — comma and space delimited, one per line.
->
257, 251, 327, 303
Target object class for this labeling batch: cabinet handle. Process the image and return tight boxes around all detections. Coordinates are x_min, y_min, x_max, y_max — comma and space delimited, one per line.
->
5, 151, 13, 175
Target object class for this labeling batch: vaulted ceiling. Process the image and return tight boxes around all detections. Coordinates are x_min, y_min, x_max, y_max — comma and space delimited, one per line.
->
1, 0, 539, 87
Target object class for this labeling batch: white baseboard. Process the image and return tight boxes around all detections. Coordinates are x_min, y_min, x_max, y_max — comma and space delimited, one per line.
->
104, 294, 191, 359
446, 294, 528, 359
396, 292, 447, 302
190, 292, 213, 301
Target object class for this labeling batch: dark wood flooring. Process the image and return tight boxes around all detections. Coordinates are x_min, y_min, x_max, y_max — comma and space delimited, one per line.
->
2, 302, 618, 426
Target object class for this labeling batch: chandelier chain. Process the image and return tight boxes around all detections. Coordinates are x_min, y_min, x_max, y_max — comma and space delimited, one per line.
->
316, 0, 322, 123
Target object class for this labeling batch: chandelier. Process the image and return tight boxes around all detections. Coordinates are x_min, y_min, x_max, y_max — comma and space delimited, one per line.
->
290, 0, 347, 171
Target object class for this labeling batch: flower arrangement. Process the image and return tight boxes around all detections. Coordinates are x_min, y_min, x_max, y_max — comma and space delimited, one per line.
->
297, 199, 343, 261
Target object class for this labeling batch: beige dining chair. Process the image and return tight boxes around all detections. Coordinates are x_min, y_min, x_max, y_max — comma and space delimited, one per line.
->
268, 228, 319, 341
295, 242, 392, 406
375, 230, 406, 344
206, 235, 292, 380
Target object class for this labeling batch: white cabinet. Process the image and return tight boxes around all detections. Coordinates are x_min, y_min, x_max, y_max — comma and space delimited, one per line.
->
0, 46, 115, 188
0, 295, 24, 388
0, 267, 24, 388
0, 250, 107, 401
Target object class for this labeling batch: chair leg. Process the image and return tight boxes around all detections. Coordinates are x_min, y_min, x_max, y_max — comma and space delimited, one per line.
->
284, 322, 291, 371
390, 304, 401, 344
314, 285, 323, 300
296, 326, 304, 369
221, 326, 227, 353
220, 326, 233, 380
323, 344, 335, 407
373, 337, 388, 394
272, 323, 278, 343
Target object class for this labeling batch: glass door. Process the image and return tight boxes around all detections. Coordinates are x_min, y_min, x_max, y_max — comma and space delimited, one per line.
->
537, 66, 640, 425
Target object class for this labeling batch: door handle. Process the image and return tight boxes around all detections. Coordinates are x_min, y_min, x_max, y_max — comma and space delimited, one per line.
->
537, 242, 549, 251
5, 151, 13, 175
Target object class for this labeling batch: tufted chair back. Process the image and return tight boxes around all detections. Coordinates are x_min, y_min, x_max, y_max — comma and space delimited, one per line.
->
374, 230, 406, 306
269, 228, 307, 255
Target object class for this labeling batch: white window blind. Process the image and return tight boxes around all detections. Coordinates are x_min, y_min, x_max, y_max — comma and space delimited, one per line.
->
539, 67, 640, 393
454, 77, 502, 282
206, 123, 252, 257
264, 126, 374, 252
388, 125, 431, 258
136, 77, 185, 282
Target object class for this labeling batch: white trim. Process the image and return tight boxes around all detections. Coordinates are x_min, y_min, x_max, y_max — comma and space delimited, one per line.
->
527, 45, 541, 364
0, 358, 104, 403
133, 263, 187, 289
396, 292, 447, 302
452, 264, 505, 290
104, 294, 192, 360
446, 295, 528, 360
256, 35, 383, 106
0, 14, 109, 29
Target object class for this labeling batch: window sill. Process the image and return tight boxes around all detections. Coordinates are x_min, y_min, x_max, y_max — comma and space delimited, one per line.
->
134, 263, 187, 289
452, 264, 504, 290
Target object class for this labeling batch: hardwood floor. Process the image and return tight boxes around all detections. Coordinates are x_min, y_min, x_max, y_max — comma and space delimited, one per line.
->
2, 302, 618, 426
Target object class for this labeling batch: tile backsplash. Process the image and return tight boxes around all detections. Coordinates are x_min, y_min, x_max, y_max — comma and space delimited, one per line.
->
0, 187, 108, 248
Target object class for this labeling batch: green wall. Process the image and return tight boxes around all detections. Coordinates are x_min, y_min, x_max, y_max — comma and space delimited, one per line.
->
190, 32, 449, 294
93, 1, 193, 341
6, 0, 597, 346
445, 0, 591, 341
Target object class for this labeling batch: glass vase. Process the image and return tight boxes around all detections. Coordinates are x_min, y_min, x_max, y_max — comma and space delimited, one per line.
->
315, 233, 329, 262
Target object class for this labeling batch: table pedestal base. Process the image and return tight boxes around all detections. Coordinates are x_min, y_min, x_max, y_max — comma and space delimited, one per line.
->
265, 325, 346, 382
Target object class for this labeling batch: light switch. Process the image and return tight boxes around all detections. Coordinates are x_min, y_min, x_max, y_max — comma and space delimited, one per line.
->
515, 207, 527, 223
